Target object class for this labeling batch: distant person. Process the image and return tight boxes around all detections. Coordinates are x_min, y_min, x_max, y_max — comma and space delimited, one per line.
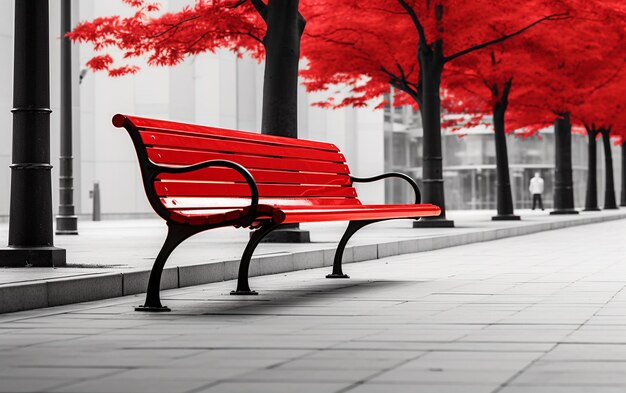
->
529, 172, 544, 210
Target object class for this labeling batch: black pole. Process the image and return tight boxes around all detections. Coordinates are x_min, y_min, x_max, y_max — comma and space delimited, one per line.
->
621, 141, 626, 206
491, 82, 519, 221
600, 128, 618, 210
583, 129, 600, 211
550, 113, 579, 215
56, 0, 78, 235
260, 0, 310, 242
0, 0, 66, 267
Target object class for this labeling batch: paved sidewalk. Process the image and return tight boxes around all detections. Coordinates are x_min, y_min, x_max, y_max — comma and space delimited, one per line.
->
2, 209, 626, 314
2, 218, 626, 392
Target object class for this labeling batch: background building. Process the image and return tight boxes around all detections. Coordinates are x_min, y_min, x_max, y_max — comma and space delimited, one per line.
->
384, 99, 622, 210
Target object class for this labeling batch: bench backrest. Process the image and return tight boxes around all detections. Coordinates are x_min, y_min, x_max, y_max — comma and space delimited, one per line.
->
113, 114, 361, 218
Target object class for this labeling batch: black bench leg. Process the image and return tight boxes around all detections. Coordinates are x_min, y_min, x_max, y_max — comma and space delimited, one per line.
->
231, 222, 279, 296
136, 223, 200, 312
327, 220, 376, 279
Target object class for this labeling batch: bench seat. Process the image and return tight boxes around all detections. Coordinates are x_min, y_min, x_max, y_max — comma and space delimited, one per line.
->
169, 203, 440, 226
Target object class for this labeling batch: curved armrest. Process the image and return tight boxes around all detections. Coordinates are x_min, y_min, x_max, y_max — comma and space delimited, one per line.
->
350, 173, 421, 204
152, 160, 259, 227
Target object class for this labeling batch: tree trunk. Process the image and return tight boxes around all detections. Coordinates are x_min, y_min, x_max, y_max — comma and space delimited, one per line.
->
584, 129, 599, 211
261, 0, 303, 138
259, 0, 309, 242
601, 129, 618, 209
551, 113, 578, 214
491, 85, 519, 220
413, 41, 453, 228
621, 141, 626, 206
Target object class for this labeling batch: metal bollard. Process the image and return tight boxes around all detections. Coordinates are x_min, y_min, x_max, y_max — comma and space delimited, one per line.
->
89, 182, 101, 221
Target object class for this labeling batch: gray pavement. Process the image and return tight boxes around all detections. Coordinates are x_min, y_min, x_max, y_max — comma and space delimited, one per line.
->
1, 218, 626, 392
2, 209, 626, 314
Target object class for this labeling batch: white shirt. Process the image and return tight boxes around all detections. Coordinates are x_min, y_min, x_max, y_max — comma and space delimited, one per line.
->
529, 176, 544, 195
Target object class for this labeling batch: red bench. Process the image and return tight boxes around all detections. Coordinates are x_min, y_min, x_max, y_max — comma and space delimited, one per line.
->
112, 114, 441, 312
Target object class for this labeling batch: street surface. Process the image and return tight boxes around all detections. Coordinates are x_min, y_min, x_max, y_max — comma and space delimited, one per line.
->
2, 218, 626, 392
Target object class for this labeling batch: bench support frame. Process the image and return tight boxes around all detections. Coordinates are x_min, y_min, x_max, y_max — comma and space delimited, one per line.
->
231, 222, 280, 295
136, 222, 205, 312
323, 173, 421, 280
326, 220, 376, 279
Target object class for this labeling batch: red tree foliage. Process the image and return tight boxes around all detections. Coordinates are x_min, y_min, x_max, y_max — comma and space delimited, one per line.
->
301, 0, 567, 109
442, 42, 544, 133
441, 0, 626, 136
68, 0, 267, 76
510, 1, 626, 137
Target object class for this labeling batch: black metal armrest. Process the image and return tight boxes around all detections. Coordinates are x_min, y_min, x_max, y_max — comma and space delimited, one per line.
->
151, 159, 259, 227
350, 173, 421, 204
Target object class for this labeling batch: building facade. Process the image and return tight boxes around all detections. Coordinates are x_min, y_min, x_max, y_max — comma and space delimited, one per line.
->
384, 98, 622, 210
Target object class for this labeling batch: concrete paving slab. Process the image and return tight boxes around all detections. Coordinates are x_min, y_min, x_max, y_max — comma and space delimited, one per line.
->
6, 217, 626, 393
0, 219, 625, 391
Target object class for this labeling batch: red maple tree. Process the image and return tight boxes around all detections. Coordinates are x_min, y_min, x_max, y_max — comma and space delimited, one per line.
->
442, 0, 626, 214
70, 0, 311, 240
301, 0, 568, 224
69, 0, 306, 138
577, 64, 626, 210
441, 38, 548, 219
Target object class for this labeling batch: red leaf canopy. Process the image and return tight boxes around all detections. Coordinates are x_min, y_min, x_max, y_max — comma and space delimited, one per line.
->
300, 0, 568, 109
69, 0, 267, 76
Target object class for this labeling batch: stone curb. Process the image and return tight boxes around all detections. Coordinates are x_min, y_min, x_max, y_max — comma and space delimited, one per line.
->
1, 211, 625, 314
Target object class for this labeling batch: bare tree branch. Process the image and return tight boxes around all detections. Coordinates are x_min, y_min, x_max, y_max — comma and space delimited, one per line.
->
444, 13, 569, 63
396, 0, 428, 47
250, 0, 268, 22
589, 58, 626, 94
381, 66, 420, 102
297, 11, 307, 35
148, 15, 202, 39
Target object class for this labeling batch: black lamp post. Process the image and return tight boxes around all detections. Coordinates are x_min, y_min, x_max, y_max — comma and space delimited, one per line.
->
56, 0, 78, 235
0, 0, 66, 267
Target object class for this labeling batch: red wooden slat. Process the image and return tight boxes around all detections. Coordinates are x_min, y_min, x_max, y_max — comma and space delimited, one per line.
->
157, 168, 351, 186
160, 197, 362, 209
114, 114, 339, 152
278, 203, 432, 211
155, 182, 358, 198
140, 131, 346, 163
147, 148, 351, 174
280, 204, 441, 223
